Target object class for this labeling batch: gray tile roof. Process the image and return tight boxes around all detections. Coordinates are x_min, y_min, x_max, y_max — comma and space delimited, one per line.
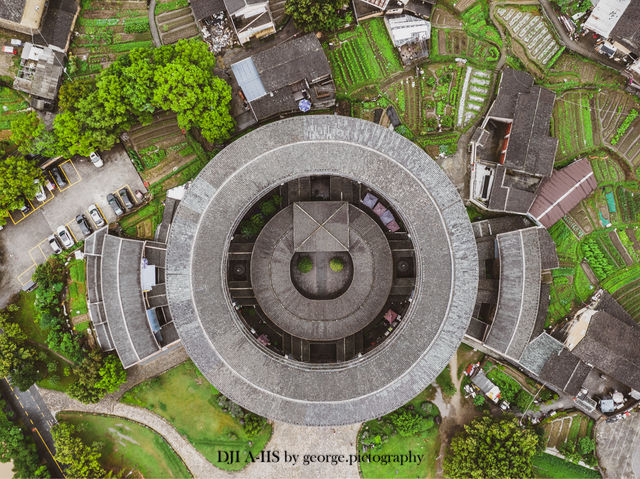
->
0, 0, 25, 22
190, 0, 224, 21
519, 332, 563, 375
85, 229, 163, 369
539, 348, 592, 395
36, 0, 78, 51
250, 33, 331, 91
611, 0, 640, 53
484, 227, 544, 360
572, 311, 640, 391
223, 0, 264, 15
165, 115, 478, 425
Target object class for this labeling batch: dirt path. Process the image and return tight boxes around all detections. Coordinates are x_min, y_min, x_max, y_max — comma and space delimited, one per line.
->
432, 354, 480, 476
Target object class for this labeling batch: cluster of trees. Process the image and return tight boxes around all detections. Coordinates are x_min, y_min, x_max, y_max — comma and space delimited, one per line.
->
52, 423, 105, 478
32, 258, 127, 402
0, 400, 50, 478
1, 39, 233, 225
0, 308, 43, 391
285, 0, 353, 32
34, 258, 84, 363
239, 194, 282, 239
0, 143, 43, 226
12, 39, 233, 158
388, 406, 435, 437
444, 416, 541, 479
558, 436, 597, 467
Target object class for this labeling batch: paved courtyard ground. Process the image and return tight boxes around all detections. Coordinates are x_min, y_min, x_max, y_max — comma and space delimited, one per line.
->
596, 411, 640, 478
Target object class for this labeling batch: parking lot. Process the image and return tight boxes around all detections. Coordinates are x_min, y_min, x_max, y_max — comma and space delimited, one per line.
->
0, 145, 147, 307
596, 411, 640, 478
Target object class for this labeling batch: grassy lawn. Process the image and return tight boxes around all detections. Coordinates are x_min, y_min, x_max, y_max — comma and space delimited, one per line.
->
68, 259, 88, 318
359, 390, 440, 479
121, 361, 272, 471
57, 412, 191, 478
436, 364, 456, 397
0, 86, 29, 132
533, 453, 600, 479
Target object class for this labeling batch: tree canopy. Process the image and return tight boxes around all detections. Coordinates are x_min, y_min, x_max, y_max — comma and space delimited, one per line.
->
0, 311, 41, 391
68, 351, 127, 403
52, 423, 105, 479
0, 400, 50, 478
53, 38, 233, 156
0, 155, 42, 226
443, 416, 540, 479
284, 0, 352, 32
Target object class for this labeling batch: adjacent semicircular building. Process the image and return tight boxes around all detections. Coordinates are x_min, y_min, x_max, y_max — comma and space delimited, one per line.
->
162, 115, 479, 425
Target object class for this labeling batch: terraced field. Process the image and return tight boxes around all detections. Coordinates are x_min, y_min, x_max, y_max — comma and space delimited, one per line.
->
69, 0, 153, 77
325, 18, 403, 95
457, 66, 492, 127
552, 90, 597, 160
597, 90, 640, 166
496, 6, 563, 68
155, 0, 199, 45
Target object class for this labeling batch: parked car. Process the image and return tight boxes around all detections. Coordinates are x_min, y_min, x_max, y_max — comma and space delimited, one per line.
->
89, 151, 104, 168
47, 235, 62, 254
34, 179, 46, 202
56, 225, 74, 249
76, 214, 92, 236
19, 199, 31, 215
107, 193, 124, 216
118, 188, 134, 210
87, 204, 105, 227
50, 166, 67, 188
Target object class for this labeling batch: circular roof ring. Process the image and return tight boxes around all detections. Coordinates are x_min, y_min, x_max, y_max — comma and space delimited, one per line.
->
165, 115, 478, 425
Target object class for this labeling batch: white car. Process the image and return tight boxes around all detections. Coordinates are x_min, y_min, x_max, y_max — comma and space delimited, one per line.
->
89, 151, 104, 168
56, 225, 74, 249
87, 204, 106, 227
47, 235, 62, 254
34, 179, 46, 202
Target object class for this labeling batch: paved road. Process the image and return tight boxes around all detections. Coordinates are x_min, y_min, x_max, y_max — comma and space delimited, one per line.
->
596, 411, 640, 478
0, 379, 65, 478
148, 0, 162, 46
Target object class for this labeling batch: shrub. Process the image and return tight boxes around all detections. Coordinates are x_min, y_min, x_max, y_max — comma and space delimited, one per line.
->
389, 408, 434, 437
473, 394, 485, 407
243, 413, 267, 438
297, 256, 313, 274
329, 257, 344, 272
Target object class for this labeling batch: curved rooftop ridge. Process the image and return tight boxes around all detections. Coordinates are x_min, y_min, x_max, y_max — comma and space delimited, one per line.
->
165, 115, 479, 425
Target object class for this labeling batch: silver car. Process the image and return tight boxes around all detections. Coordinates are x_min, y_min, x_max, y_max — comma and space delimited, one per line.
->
56, 225, 75, 249
88, 203, 106, 227
47, 235, 62, 254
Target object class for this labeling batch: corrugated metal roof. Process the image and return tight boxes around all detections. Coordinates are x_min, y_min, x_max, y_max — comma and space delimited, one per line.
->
231, 57, 266, 102
528, 158, 597, 228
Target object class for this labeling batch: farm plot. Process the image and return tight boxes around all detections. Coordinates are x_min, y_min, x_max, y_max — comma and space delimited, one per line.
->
457, 66, 492, 127
542, 413, 597, 468
597, 90, 637, 146
155, 0, 199, 45
325, 18, 402, 96
590, 156, 625, 185
126, 111, 197, 184
0, 86, 29, 137
433, 28, 500, 66
69, 0, 153, 76
496, 7, 563, 68
609, 113, 640, 168
460, 2, 502, 47
552, 91, 596, 160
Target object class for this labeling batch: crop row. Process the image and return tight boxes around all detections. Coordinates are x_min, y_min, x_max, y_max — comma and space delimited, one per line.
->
611, 109, 638, 145
590, 158, 623, 184
616, 187, 640, 223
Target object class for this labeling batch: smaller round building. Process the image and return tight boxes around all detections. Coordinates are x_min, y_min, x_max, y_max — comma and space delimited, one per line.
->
165, 115, 478, 425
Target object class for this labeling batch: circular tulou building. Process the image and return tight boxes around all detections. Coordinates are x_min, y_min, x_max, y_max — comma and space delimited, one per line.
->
164, 115, 479, 425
